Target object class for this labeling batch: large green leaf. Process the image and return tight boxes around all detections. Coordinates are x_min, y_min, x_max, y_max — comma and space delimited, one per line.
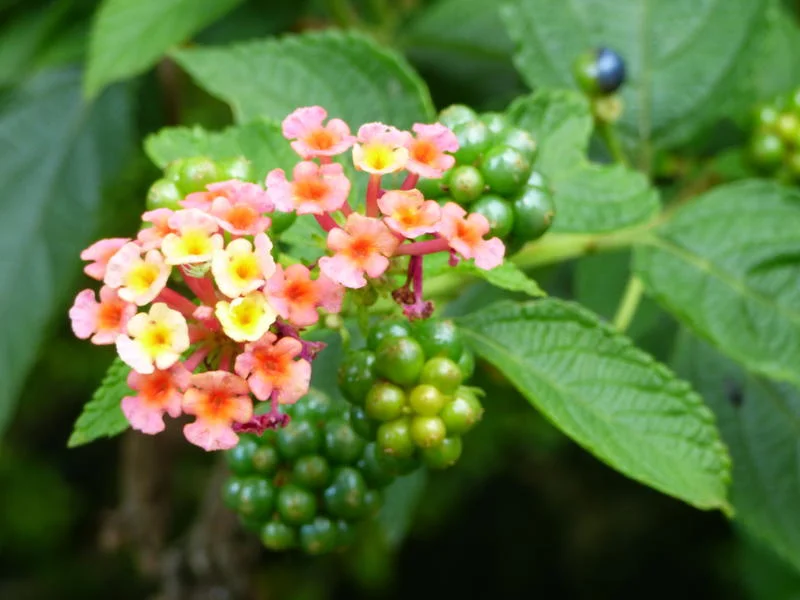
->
508, 90, 659, 233
750, 0, 800, 100
457, 299, 731, 511
85, 0, 243, 97
673, 330, 800, 571
502, 0, 767, 155
0, 1, 69, 86
0, 69, 132, 436
634, 179, 800, 387
172, 30, 434, 127
425, 252, 545, 298
68, 358, 131, 447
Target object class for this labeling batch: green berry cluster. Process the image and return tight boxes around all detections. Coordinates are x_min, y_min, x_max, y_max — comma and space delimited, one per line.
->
419, 104, 555, 253
748, 88, 800, 182
339, 318, 484, 471
222, 390, 402, 555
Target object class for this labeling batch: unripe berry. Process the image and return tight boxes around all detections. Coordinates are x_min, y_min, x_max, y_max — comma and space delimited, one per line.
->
439, 104, 478, 129
365, 382, 407, 421
419, 357, 463, 395
512, 181, 555, 242
452, 120, 492, 164
749, 132, 785, 170
440, 388, 484, 435
377, 417, 416, 458
323, 467, 368, 520
448, 165, 485, 205
277, 419, 322, 459
374, 337, 425, 387
471, 194, 515, 239
410, 416, 447, 448
338, 350, 377, 405
495, 128, 537, 163
480, 111, 510, 136
411, 319, 464, 361
222, 478, 244, 510
261, 521, 296, 550
251, 445, 280, 476
175, 156, 219, 194
277, 484, 317, 525
324, 418, 366, 464
299, 517, 338, 555
238, 478, 276, 520
480, 145, 532, 195
146, 179, 182, 211
216, 156, 252, 181
416, 176, 445, 199
292, 455, 331, 489
408, 384, 447, 416
367, 318, 412, 351
422, 436, 463, 469
226, 436, 259, 475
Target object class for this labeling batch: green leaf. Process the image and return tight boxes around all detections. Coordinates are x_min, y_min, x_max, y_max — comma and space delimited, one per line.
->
376, 469, 427, 548
144, 119, 297, 180
0, 1, 69, 86
426, 252, 544, 297
0, 69, 132, 437
673, 330, 800, 571
68, 358, 132, 447
457, 299, 731, 511
502, 0, 768, 154
750, 0, 800, 101
85, 0, 244, 97
508, 90, 659, 233
634, 179, 800, 388
172, 29, 434, 127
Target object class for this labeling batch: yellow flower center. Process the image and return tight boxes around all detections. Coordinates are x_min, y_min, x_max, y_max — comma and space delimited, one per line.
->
364, 144, 395, 171
126, 263, 159, 292
139, 322, 174, 357
228, 296, 262, 333
180, 229, 213, 257
230, 254, 260, 284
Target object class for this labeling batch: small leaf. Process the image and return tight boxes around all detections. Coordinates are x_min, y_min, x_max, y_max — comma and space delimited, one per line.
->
457, 299, 731, 511
172, 29, 434, 127
426, 253, 544, 297
634, 179, 800, 388
68, 358, 132, 448
85, 0, 244, 97
376, 469, 427, 548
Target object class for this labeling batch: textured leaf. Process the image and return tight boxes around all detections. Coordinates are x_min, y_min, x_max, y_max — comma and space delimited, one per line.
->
457, 299, 731, 511
426, 252, 544, 297
0, 1, 69, 86
750, 0, 800, 100
673, 330, 800, 570
68, 358, 132, 447
502, 0, 767, 153
634, 179, 800, 387
85, 0, 243, 96
0, 69, 132, 437
172, 29, 434, 127
508, 90, 659, 233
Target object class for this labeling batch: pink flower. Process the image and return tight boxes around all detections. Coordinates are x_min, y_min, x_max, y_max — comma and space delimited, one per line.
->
116, 303, 190, 375
182, 371, 253, 451
207, 180, 273, 235
161, 209, 223, 265
378, 189, 441, 238
137, 209, 175, 250
282, 106, 355, 158
235, 334, 311, 404
69, 286, 136, 344
80, 238, 130, 281
265, 264, 343, 327
122, 364, 190, 434
352, 123, 412, 175
104, 242, 171, 305
405, 123, 458, 179
266, 161, 350, 215
439, 202, 505, 270
318, 213, 399, 288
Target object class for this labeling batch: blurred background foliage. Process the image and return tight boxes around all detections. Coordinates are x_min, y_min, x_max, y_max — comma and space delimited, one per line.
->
1, 0, 800, 598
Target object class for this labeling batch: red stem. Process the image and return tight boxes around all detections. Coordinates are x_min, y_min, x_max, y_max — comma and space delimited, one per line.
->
184, 346, 210, 372
181, 269, 218, 306
401, 173, 419, 190
319, 156, 332, 165
394, 237, 449, 256
340, 201, 353, 216
314, 213, 339, 232
366, 174, 381, 217
154, 287, 197, 318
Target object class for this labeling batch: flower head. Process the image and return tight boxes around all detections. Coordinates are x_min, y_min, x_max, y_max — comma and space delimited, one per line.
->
405, 123, 458, 179
69, 286, 136, 344
161, 209, 223, 265
215, 292, 277, 342
378, 189, 441, 238
282, 106, 356, 158
439, 202, 505, 270
104, 242, 170, 305
211, 234, 276, 298
122, 365, 190, 434
137, 209, 176, 251
116, 303, 190, 374
266, 161, 350, 215
182, 371, 253, 451
352, 123, 412, 175
207, 180, 273, 235
235, 334, 311, 403
266, 264, 343, 327
80, 238, 130, 281
318, 213, 399, 288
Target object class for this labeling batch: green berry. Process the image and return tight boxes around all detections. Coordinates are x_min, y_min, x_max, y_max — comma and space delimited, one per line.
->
324, 419, 366, 464
456, 348, 476, 381
512, 182, 555, 242
277, 419, 321, 460
277, 484, 317, 526
222, 478, 244, 510
291, 389, 338, 422
216, 156, 252, 181
338, 350, 377, 405
440, 388, 484, 435
786, 151, 800, 180
416, 177, 445, 199
270, 211, 298, 236
480, 145, 532, 195
261, 520, 297, 550
749, 132, 785, 170
357, 442, 396, 488
252, 445, 280, 476
410, 319, 463, 362
176, 156, 219, 194
323, 467, 368, 520
226, 436, 259, 476
408, 384, 447, 416
495, 128, 537, 163
363, 489, 383, 517
365, 382, 407, 422
452, 120, 492, 164
350, 406, 378, 440
471, 194, 515, 239
292, 454, 331, 489
448, 165, 485, 205
422, 436, 463, 469
480, 112, 510, 136
164, 159, 184, 183
419, 357, 463, 396
438, 104, 477, 129
776, 112, 800, 144
374, 337, 425, 387
754, 103, 781, 130
146, 179, 182, 211
300, 517, 338, 554
410, 416, 447, 449
367, 319, 412, 351
238, 478, 276, 520
376, 417, 416, 459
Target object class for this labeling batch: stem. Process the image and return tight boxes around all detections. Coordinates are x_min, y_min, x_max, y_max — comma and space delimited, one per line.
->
314, 213, 338, 232
154, 288, 197, 318
181, 270, 218, 306
325, 0, 359, 28
612, 276, 645, 333
366, 174, 381, 217
596, 120, 629, 167
401, 173, 419, 190
340, 201, 354, 216
394, 237, 449, 256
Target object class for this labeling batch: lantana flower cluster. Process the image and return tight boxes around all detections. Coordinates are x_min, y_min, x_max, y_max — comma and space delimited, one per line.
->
69, 106, 505, 452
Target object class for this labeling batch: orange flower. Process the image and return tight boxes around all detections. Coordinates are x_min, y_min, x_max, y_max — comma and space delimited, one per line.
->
405, 123, 458, 178
235, 334, 311, 404
378, 189, 441, 238
182, 371, 253, 451
439, 202, 505, 270
122, 364, 190, 434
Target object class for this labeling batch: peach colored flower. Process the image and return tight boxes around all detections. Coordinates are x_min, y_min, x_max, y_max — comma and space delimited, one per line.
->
439, 202, 505, 270
405, 123, 458, 179
378, 189, 441, 238
318, 213, 399, 288
215, 291, 277, 342
69, 286, 136, 344
161, 209, 223, 265
352, 122, 412, 175
116, 303, 190, 375
282, 106, 355, 158
207, 180, 273, 235
235, 334, 311, 404
122, 364, 190, 434
80, 238, 130, 281
211, 234, 276, 298
265, 264, 343, 327
104, 242, 171, 305
182, 371, 253, 451
266, 161, 350, 215
137, 209, 175, 251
